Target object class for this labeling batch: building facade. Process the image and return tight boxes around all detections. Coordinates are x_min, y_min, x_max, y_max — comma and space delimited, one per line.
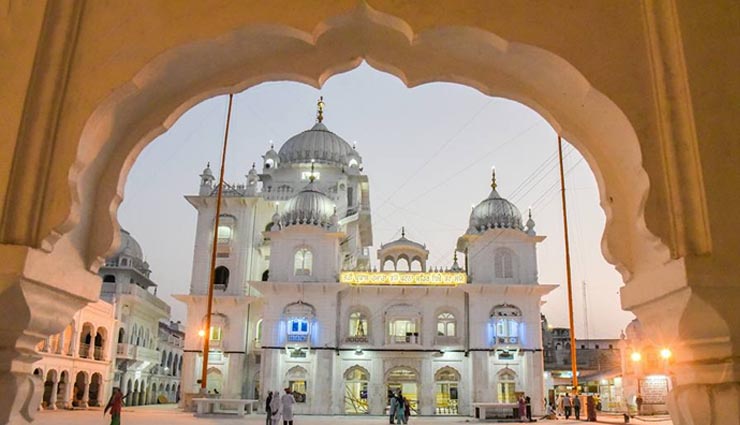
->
541, 316, 622, 411
33, 300, 116, 410
178, 106, 556, 416
99, 229, 183, 406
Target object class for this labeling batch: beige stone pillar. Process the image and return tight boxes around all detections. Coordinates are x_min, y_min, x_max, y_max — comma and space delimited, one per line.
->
80, 379, 89, 409
0, 245, 96, 423
47, 380, 59, 411
622, 261, 740, 425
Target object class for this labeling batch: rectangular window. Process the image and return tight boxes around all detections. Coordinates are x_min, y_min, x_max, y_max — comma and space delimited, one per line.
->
301, 171, 320, 181
210, 327, 222, 341
287, 318, 309, 342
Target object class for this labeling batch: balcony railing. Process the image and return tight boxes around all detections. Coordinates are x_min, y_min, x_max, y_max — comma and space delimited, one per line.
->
93, 346, 104, 360
493, 336, 519, 345
79, 343, 91, 358
346, 335, 369, 344
390, 333, 419, 344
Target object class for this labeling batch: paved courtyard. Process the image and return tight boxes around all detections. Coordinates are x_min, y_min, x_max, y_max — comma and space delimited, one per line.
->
33, 405, 672, 425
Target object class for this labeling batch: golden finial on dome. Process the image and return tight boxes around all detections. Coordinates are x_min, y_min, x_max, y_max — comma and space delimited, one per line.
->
491, 166, 497, 191
317, 96, 325, 123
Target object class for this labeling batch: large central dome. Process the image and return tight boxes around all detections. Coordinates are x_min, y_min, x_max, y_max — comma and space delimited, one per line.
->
278, 122, 355, 166
467, 171, 523, 233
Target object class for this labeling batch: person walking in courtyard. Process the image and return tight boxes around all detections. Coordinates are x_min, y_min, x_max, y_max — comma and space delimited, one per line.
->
391, 391, 406, 424
555, 394, 564, 417
518, 395, 526, 421
103, 387, 130, 425
270, 390, 281, 425
586, 395, 597, 421
573, 393, 581, 420
525, 396, 532, 422
402, 396, 410, 424
389, 391, 400, 424
563, 394, 572, 419
281, 387, 296, 425
265, 391, 274, 425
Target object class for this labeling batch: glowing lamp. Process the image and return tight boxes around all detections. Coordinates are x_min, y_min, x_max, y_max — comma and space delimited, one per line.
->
660, 348, 672, 359
630, 351, 642, 362
198, 329, 206, 338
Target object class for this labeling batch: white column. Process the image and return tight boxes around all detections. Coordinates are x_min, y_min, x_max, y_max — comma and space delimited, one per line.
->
81, 380, 90, 409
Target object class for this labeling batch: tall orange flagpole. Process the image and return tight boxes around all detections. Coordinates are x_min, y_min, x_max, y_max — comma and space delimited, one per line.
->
201, 94, 234, 391
558, 134, 579, 393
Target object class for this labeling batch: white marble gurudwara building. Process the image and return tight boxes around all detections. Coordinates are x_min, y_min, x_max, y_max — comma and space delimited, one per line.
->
176, 105, 556, 416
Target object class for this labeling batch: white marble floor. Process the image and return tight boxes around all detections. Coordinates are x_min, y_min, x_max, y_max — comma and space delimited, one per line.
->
32, 405, 672, 425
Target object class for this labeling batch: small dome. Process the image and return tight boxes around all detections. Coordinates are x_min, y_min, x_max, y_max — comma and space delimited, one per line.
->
468, 171, 523, 233
114, 228, 144, 261
281, 182, 336, 228
278, 122, 356, 166
201, 163, 213, 177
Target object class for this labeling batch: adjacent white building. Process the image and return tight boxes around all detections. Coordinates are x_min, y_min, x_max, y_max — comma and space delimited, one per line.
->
33, 300, 116, 410
177, 102, 556, 416
100, 229, 183, 405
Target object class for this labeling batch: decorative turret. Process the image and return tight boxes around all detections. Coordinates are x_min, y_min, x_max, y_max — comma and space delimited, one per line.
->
378, 227, 429, 271
263, 141, 280, 170
525, 208, 536, 235
467, 168, 523, 233
199, 163, 215, 195
280, 163, 337, 229
246, 162, 259, 196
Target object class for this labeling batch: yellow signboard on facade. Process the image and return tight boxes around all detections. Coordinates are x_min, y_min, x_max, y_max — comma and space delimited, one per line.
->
340, 271, 467, 286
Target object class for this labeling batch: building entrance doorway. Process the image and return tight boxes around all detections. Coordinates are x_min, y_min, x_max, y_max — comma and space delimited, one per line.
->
344, 366, 369, 414
386, 367, 419, 416
434, 367, 460, 415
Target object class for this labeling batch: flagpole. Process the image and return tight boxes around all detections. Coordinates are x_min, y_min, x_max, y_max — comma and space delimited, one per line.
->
201, 93, 234, 391
558, 134, 579, 393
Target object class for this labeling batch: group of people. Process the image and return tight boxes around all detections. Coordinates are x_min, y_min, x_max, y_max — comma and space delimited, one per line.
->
266, 388, 297, 425
517, 395, 533, 422
549, 393, 597, 421
388, 391, 411, 424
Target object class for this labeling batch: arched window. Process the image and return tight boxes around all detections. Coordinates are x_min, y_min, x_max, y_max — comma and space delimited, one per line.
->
396, 257, 410, 272
497, 370, 517, 403
286, 366, 308, 403
494, 248, 514, 279
284, 302, 315, 343
118, 328, 125, 344
349, 312, 368, 339
344, 366, 369, 414
255, 319, 263, 344
410, 258, 423, 271
382, 257, 395, 272
491, 304, 522, 345
103, 275, 116, 283
294, 248, 313, 276
435, 367, 461, 415
217, 225, 232, 242
437, 312, 456, 337
214, 266, 229, 290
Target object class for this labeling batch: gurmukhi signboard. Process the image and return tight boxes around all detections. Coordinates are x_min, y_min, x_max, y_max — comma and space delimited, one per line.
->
340, 271, 467, 286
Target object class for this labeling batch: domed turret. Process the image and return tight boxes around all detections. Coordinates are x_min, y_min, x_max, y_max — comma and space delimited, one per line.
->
467, 169, 523, 233
263, 141, 280, 170
107, 228, 151, 276
378, 227, 429, 271
199, 162, 215, 195
280, 168, 336, 229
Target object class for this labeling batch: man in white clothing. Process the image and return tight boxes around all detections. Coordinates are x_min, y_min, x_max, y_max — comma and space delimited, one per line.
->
281, 388, 296, 425
270, 390, 281, 425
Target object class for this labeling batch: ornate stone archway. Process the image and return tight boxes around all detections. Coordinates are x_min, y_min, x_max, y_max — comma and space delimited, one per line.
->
1, 2, 737, 425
